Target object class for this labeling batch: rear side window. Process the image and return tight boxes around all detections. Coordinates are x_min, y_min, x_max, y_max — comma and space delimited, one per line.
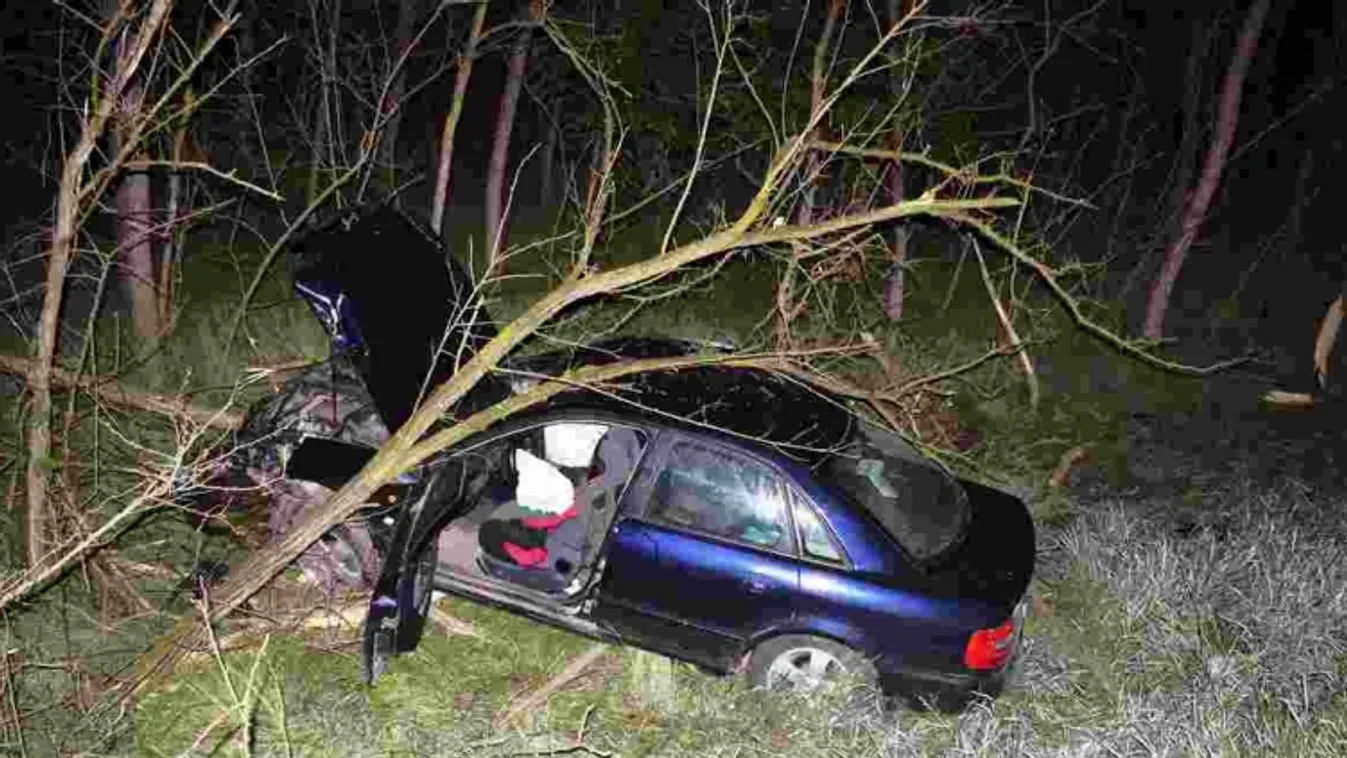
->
791, 495, 846, 564
820, 425, 970, 561
646, 440, 793, 553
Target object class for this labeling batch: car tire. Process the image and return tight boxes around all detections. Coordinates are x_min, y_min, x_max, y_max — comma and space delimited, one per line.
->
747, 635, 877, 694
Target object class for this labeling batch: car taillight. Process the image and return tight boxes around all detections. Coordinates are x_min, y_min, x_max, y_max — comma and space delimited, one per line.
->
963, 618, 1017, 670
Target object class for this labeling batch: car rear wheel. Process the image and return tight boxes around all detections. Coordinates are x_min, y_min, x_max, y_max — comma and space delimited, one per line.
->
748, 635, 872, 694
748, 635, 875, 693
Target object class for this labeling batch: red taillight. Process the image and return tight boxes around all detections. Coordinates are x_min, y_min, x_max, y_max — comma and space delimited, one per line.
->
963, 618, 1017, 670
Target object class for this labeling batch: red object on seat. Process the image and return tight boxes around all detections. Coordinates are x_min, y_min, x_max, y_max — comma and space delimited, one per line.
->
502, 542, 548, 567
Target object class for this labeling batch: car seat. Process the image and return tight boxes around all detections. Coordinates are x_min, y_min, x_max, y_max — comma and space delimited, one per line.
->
478, 427, 643, 592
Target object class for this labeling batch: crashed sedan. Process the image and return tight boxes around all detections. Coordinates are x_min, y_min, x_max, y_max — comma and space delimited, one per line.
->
186, 206, 1035, 703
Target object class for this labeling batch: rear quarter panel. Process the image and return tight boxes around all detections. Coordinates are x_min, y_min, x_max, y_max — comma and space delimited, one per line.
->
782, 477, 1014, 675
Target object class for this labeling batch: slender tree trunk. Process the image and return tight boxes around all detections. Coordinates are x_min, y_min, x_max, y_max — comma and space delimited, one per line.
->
307, 0, 342, 205
778, 0, 844, 348
431, 0, 488, 235
115, 164, 160, 340
882, 0, 912, 322
795, 0, 844, 228
377, 0, 421, 198
883, 130, 907, 321
485, 0, 541, 256
26, 0, 174, 567
1142, 0, 1272, 340
539, 118, 557, 208
103, 0, 161, 341
158, 91, 192, 332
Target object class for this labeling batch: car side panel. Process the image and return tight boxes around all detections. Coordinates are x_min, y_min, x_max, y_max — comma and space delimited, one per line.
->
593, 518, 799, 669
791, 560, 982, 676
783, 486, 1011, 678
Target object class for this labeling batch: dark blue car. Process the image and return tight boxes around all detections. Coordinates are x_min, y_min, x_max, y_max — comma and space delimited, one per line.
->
195, 207, 1035, 704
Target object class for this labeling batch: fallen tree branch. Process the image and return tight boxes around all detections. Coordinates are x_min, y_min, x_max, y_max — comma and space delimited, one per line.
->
494, 643, 609, 730
810, 139, 1092, 207
952, 214, 1250, 376
130, 186, 1022, 691
0, 485, 164, 611
971, 237, 1039, 410
0, 354, 243, 430
1048, 446, 1088, 489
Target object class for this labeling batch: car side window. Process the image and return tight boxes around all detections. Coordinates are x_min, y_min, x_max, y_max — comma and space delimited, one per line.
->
646, 440, 794, 553
791, 493, 846, 564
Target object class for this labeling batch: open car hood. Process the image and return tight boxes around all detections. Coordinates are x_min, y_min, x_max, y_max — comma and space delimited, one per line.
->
290, 206, 499, 433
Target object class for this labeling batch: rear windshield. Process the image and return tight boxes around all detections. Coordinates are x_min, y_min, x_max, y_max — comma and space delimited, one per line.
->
820, 424, 970, 561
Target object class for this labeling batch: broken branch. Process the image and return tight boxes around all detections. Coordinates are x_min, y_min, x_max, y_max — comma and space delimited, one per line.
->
494, 643, 609, 730
0, 354, 243, 430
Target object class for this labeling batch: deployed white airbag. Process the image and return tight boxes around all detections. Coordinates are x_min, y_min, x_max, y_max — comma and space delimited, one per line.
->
543, 423, 609, 468
514, 448, 575, 515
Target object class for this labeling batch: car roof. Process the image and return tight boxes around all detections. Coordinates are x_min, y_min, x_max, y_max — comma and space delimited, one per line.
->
485, 341, 859, 467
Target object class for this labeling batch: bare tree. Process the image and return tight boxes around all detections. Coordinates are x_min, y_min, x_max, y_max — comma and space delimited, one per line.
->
23, 0, 264, 569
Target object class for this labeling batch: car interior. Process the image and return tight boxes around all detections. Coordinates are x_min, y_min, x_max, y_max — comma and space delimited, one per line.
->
433, 421, 648, 597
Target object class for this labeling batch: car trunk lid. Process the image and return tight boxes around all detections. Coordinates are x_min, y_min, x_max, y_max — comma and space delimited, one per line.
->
928, 479, 1035, 615
290, 205, 500, 433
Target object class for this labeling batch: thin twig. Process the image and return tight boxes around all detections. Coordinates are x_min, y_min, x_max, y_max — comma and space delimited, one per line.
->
810, 140, 1092, 207
971, 237, 1039, 410
955, 214, 1249, 376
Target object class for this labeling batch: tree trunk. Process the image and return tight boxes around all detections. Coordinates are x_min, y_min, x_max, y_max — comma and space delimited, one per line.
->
103, 0, 161, 341
795, 0, 844, 229
377, 0, 421, 198
1142, 0, 1272, 340
306, 0, 341, 205
25, 0, 175, 568
883, 134, 907, 321
882, 0, 912, 322
1121, 21, 1209, 304
485, 0, 541, 256
158, 90, 194, 332
115, 164, 160, 340
539, 118, 557, 209
431, 0, 488, 235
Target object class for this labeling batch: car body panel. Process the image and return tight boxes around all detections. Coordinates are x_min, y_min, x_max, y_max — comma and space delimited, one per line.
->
592, 518, 801, 669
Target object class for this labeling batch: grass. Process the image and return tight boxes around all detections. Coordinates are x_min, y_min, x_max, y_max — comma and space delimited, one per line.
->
5, 214, 1346, 755
125, 466, 1347, 757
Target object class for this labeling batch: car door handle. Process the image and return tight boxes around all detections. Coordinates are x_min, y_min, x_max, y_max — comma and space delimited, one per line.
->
744, 577, 770, 594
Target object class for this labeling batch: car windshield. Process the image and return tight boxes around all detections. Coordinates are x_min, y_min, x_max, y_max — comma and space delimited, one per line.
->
820, 424, 970, 561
